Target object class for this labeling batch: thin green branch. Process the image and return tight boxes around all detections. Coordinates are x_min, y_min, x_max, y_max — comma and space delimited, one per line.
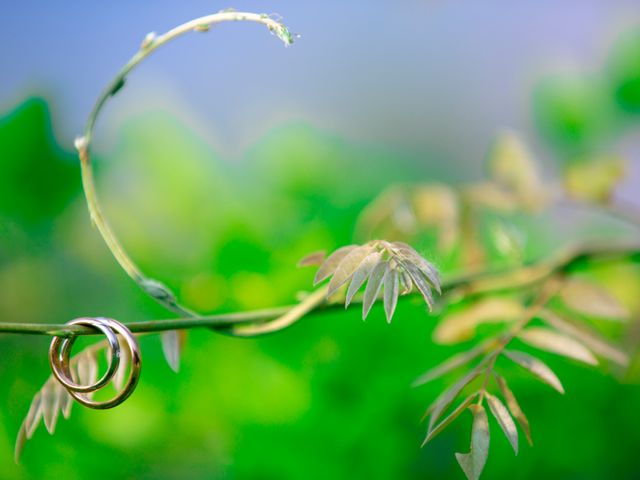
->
0, 240, 637, 338
76, 11, 295, 316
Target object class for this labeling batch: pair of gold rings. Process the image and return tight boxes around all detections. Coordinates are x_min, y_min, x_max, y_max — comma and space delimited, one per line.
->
48, 317, 141, 410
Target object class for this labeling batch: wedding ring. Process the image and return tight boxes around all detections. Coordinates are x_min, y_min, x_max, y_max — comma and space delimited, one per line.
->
49, 317, 142, 410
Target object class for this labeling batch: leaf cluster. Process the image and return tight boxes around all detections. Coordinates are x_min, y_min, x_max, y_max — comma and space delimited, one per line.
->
303, 240, 441, 322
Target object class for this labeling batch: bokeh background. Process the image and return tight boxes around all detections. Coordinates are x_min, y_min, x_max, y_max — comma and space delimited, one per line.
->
2, 1, 640, 478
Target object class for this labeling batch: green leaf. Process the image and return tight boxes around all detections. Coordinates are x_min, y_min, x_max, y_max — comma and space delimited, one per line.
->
455, 405, 490, 480
540, 309, 629, 366
362, 260, 388, 319
0, 99, 79, 225
503, 350, 565, 394
494, 373, 533, 446
345, 251, 382, 307
423, 393, 478, 445
412, 342, 487, 387
485, 392, 518, 455
313, 245, 356, 285
327, 245, 374, 296
433, 298, 524, 345
383, 265, 400, 322
518, 327, 598, 366
426, 369, 481, 430
559, 277, 629, 321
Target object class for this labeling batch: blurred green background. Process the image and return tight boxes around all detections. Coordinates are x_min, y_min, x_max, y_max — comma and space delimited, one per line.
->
2, 2, 640, 479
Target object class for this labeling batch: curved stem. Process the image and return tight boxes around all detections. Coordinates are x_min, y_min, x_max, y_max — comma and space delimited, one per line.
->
1, 240, 637, 338
76, 11, 294, 316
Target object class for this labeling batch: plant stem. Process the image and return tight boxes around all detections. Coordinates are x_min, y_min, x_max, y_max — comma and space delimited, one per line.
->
476, 277, 563, 406
77, 11, 294, 317
0, 241, 637, 338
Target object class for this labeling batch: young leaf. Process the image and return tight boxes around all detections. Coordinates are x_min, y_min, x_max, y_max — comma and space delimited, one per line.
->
455, 405, 490, 480
15, 339, 125, 461
411, 184, 460, 254
487, 130, 545, 210
518, 327, 598, 366
77, 351, 99, 400
399, 270, 413, 295
354, 186, 411, 240
503, 350, 564, 394
41, 380, 63, 435
402, 261, 435, 310
345, 251, 382, 307
297, 250, 325, 267
559, 278, 629, 321
316, 241, 441, 318
327, 245, 374, 296
60, 387, 73, 420
540, 309, 629, 366
395, 243, 441, 293
485, 392, 518, 455
14, 395, 42, 460
161, 330, 186, 373
14, 422, 26, 464
426, 369, 481, 430
24, 392, 43, 439
313, 245, 357, 285
433, 298, 524, 345
112, 341, 131, 392
465, 182, 518, 213
423, 393, 478, 445
362, 261, 388, 319
412, 342, 487, 387
494, 373, 532, 446
489, 221, 525, 262
564, 155, 625, 203
383, 265, 400, 322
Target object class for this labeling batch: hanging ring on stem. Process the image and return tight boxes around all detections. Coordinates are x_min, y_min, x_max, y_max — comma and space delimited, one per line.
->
49, 317, 142, 410
49, 317, 121, 393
